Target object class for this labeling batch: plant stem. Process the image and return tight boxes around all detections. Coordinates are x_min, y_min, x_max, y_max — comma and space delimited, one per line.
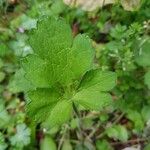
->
96, 112, 125, 139
58, 124, 68, 150
111, 138, 149, 146
72, 103, 84, 143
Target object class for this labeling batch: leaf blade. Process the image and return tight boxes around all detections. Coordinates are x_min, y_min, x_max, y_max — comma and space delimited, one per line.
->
27, 88, 60, 123
46, 100, 72, 127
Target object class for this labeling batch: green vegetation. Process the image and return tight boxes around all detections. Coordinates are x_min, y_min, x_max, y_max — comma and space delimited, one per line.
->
0, 0, 150, 149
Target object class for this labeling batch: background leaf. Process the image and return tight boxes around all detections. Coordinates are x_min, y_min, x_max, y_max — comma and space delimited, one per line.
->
144, 70, 150, 89
135, 39, 150, 67
40, 135, 57, 150
106, 125, 128, 142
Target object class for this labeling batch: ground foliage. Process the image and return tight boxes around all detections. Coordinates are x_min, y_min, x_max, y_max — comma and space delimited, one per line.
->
0, 0, 150, 150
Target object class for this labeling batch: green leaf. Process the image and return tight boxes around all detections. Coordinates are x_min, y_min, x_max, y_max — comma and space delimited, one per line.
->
106, 125, 128, 142
0, 72, 5, 82
73, 89, 112, 110
27, 88, 60, 123
46, 100, 72, 128
73, 69, 116, 110
0, 43, 9, 57
142, 106, 150, 122
40, 135, 57, 150
0, 59, 3, 68
144, 143, 150, 150
96, 140, 113, 150
10, 14, 37, 30
10, 124, 31, 148
8, 69, 35, 93
135, 39, 150, 67
50, 0, 66, 15
0, 100, 10, 128
79, 69, 117, 91
0, 132, 7, 150
110, 24, 127, 40
20, 15, 37, 30
70, 34, 94, 79
22, 55, 52, 87
144, 70, 150, 89
127, 110, 144, 131
22, 17, 94, 88
9, 34, 33, 57
28, 17, 73, 59
70, 118, 79, 129
22, 17, 116, 127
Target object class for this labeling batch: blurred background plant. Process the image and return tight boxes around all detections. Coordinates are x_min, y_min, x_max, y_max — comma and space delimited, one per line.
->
0, 0, 150, 149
